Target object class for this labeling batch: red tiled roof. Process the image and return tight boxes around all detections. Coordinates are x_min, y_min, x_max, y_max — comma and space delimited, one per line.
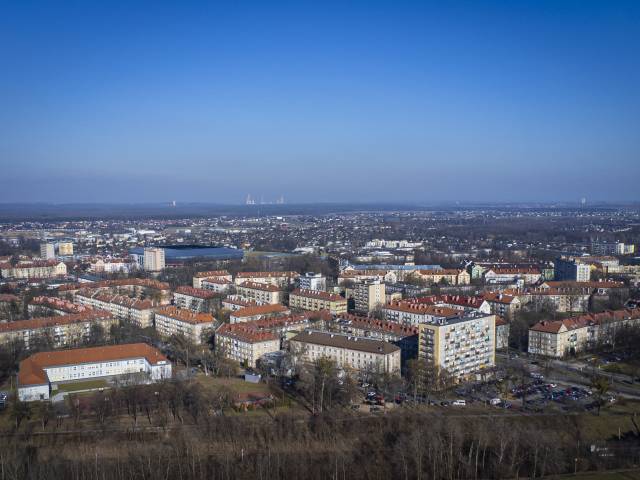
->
155, 306, 214, 324
0, 310, 113, 334
530, 308, 640, 334
175, 285, 218, 299
290, 289, 345, 302
231, 304, 290, 318
194, 270, 230, 278
238, 281, 282, 292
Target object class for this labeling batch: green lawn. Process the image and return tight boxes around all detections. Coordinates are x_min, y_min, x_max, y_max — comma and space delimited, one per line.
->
193, 374, 272, 395
53, 379, 108, 393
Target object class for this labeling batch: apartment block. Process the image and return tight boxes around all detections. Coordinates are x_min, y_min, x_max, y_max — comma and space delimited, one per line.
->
299, 272, 326, 291
353, 280, 386, 313
173, 286, 219, 313
236, 281, 285, 305
75, 290, 155, 328
289, 288, 347, 315
192, 270, 232, 289
215, 324, 280, 368
154, 306, 215, 345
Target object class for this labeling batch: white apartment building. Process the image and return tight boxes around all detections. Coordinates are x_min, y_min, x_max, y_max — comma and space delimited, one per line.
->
353, 280, 386, 313
299, 272, 326, 291
173, 286, 218, 313
382, 303, 461, 326
236, 281, 284, 305
18, 343, 171, 401
233, 271, 299, 287
200, 278, 232, 294
143, 247, 165, 272
40, 243, 55, 260
418, 313, 496, 382
154, 306, 214, 345
0, 260, 67, 279
193, 270, 232, 289
229, 304, 290, 323
289, 330, 401, 374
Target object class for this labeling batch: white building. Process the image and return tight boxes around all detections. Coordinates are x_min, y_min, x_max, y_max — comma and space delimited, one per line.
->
215, 324, 281, 368
154, 306, 215, 345
236, 281, 284, 305
299, 272, 326, 291
289, 330, 401, 374
143, 248, 165, 272
18, 343, 171, 401
40, 243, 55, 260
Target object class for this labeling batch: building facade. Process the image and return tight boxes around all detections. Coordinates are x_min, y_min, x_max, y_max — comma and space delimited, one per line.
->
154, 306, 214, 344
289, 289, 347, 315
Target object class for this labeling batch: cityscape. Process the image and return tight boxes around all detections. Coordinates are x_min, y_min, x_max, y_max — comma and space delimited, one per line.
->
1, 1, 640, 479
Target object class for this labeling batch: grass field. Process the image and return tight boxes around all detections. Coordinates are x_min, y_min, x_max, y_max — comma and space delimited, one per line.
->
53, 379, 108, 393
193, 375, 273, 395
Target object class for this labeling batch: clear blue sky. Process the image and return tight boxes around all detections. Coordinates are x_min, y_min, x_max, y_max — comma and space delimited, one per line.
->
1, 1, 639, 204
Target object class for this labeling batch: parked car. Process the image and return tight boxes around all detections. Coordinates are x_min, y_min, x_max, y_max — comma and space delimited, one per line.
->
452, 400, 466, 407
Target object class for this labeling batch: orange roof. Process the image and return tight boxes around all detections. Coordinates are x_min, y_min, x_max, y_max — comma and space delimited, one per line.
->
154, 306, 214, 324
483, 292, 518, 304
530, 308, 640, 334
216, 323, 279, 343
339, 313, 418, 337
231, 304, 290, 318
236, 271, 298, 278
0, 311, 113, 333
384, 302, 461, 317
174, 285, 218, 299
238, 281, 283, 292
18, 343, 167, 386
194, 270, 230, 278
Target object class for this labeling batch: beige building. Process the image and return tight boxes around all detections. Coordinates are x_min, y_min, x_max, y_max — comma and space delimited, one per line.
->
192, 270, 232, 289
353, 280, 386, 313
418, 313, 496, 381
143, 247, 165, 272
0, 311, 117, 349
382, 302, 462, 326
482, 292, 522, 320
229, 304, 290, 323
215, 324, 281, 368
154, 306, 215, 345
289, 289, 347, 315
528, 308, 640, 358
413, 269, 470, 286
289, 330, 401, 374
173, 286, 218, 313
0, 260, 67, 279
236, 281, 284, 305
58, 242, 74, 256
75, 291, 155, 328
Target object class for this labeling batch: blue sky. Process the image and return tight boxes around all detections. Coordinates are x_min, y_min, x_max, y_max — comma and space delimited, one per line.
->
1, 1, 639, 204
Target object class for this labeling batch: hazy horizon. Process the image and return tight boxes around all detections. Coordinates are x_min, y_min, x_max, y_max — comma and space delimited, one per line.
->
2, 1, 639, 203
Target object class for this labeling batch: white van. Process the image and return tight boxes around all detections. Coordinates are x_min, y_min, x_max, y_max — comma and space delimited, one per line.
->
452, 399, 466, 406
490, 398, 502, 406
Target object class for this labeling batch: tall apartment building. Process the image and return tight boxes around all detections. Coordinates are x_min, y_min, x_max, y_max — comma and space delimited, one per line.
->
154, 306, 214, 345
554, 258, 591, 282
299, 272, 326, 291
353, 280, 385, 314
40, 243, 55, 260
143, 247, 165, 272
57, 242, 74, 256
289, 330, 401, 374
236, 281, 285, 305
418, 313, 496, 382
18, 343, 171, 401
289, 289, 347, 315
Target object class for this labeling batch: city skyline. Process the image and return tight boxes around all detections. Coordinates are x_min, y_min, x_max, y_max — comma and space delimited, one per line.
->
1, 1, 639, 204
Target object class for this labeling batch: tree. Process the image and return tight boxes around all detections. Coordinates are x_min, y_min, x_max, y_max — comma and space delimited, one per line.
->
590, 375, 611, 416
33, 401, 54, 431
9, 397, 31, 429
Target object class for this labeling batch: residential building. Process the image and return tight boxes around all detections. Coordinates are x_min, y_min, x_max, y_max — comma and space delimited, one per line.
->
0, 260, 67, 279
173, 286, 219, 313
382, 302, 461, 326
154, 306, 215, 344
495, 317, 510, 350
0, 311, 117, 349
353, 280, 386, 313
192, 270, 232, 289
413, 269, 471, 285
40, 243, 55, 260
143, 247, 165, 272
236, 281, 285, 305
75, 291, 155, 328
215, 324, 281, 368
483, 267, 541, 285
528, 308, 640, 358
200, 277, 233, 294
299, 272, 326, 291
418, 313, 496, 381
482, 292, 522, 320
57, 242, 74, 256
229, 304, 290, 323
221, 296, 258, 312
58, 278, 171, 305
28, 296, 93, 316
89, 258, 137, 274
555, 257, 591, 282
233, 271, 299, 287
289, 330, 401, 374
289, 289, 347, 315
18, 343, 171, 401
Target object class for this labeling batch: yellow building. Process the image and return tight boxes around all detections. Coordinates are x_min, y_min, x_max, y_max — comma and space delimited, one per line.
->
289, 289, 347, 315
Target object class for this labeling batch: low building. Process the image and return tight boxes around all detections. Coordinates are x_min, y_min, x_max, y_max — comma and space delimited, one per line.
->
0, 260, 67, 279
382, 302, 462, 326
215, 324, 280, 368
173, 286, 219, 313
413, 269, 470, 286
418, 313, 496, 382
482, 292, 522, 320
289, 289, 347, 315
233, 271, 299, 287
28, 296, 93, 316
154, 306, 215, 344
193, 270, 232, 289
221, 296, 258, 312
484, 267, 541, 285
18, 343, 171, 401
0, 311, 117, 349
236, 281, 285, 305
289, 330, 401, 374
200, 277, 233, 294
89, 258, 137, 274
528, 308, 640, 358
229, 304, 290, 323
